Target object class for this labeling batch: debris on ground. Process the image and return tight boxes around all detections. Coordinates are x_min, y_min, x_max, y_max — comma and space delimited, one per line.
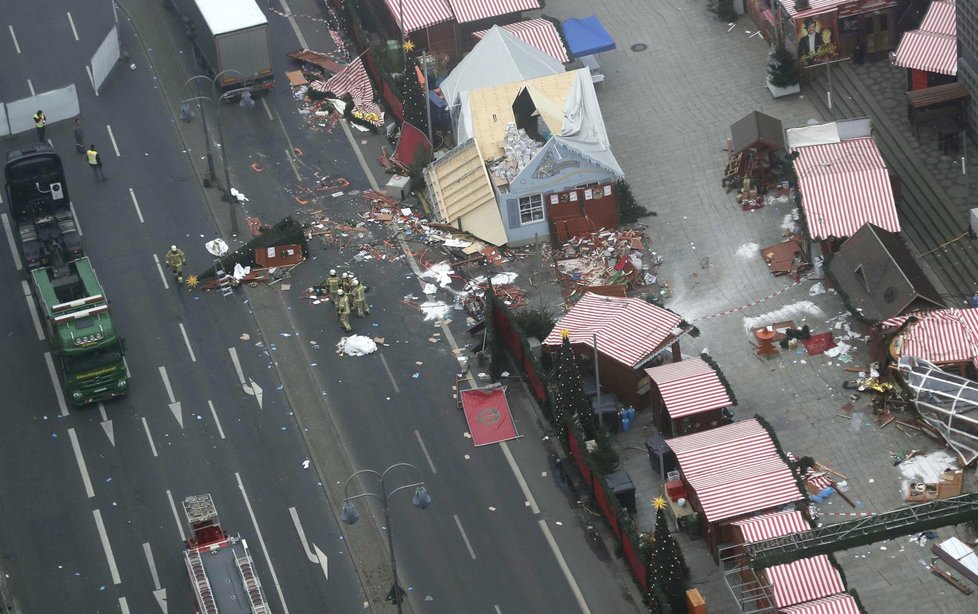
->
336, 335, 378, 356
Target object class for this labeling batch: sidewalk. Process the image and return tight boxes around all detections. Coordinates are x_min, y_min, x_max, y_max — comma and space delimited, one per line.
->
534, 1, 976, 612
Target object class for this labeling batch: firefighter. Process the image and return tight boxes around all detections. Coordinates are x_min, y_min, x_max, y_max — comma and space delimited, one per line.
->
341, 271, 354, 294
326, 269, 340, 297
165, 245, 187, 284
335, 289, 352, 331
351, 278, 369, 317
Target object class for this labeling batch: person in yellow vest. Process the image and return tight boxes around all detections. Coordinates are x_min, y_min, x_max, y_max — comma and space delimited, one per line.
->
86, 145, 107, 182
351, 278, 369, 317
341, 271, 353, 294
326, 269, 340, 298
33, 110, 46, 141
165, 245, 187, 284
335, 289, 352, 331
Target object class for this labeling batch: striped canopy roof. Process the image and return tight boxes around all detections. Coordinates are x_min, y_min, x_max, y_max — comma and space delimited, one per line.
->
792, 136, 900, 240
448, 0, 540, 24
473, 19, 569, 63
894, 1, 957, 76
383, 0, 454, 34
777, 0, 849, 18
732, 510, 810, 543
781, 594, 861, 614
645, 357, 732, 419
884, 308, 978, 367
766, 555, 847, 608
669, 419, 804, 522
543, 293, 685, 368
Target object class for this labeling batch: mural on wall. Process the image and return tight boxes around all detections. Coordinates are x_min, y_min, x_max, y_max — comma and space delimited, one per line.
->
797, 11, 839, 67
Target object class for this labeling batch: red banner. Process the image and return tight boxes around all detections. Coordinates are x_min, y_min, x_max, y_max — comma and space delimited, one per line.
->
461, 388, 519, 446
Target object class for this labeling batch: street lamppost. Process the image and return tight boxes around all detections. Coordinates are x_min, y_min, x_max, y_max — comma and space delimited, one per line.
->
181, 71, 255, 235
341, 463, 431, 613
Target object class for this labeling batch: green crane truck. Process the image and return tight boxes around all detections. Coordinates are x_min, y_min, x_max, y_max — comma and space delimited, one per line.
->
32, 257, 129, 405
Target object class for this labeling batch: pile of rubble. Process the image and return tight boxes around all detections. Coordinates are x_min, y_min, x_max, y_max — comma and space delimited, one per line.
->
553, 226, 660, 300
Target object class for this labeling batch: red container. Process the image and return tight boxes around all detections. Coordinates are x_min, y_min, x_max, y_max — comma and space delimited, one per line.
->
666, 480, 686, 502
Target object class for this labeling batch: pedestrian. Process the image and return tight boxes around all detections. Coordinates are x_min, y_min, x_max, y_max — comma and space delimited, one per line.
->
351, 278, 369, 317
326, 269, 340, 297
73, 119, 85, 154
33, 110, 46, 142
165, 245, 187, 284
335, 289, 352, 331
86, 145, 107, 182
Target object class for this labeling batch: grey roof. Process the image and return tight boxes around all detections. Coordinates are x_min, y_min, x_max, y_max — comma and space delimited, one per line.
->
730, 111, 784, 155
829, 223, 946, 322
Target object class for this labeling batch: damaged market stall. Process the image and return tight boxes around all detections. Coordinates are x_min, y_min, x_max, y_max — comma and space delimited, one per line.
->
543, 292, 693, 407
896, 356, 978, 466
195, 217, 308, 288
883, 307, 978, 378
724, 110, 784, 198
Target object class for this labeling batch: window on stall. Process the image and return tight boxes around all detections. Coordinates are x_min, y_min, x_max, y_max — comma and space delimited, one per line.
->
518, 194, 544, 224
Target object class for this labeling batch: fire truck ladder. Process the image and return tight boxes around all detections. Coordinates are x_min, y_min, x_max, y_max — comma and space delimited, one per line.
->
185, 549, 218, 614
745, 493, 978, 569
236, 541, 271, 614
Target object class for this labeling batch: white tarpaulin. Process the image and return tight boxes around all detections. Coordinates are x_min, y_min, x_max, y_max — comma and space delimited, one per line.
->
898, 356, 978, 465
5, 84, 80, 136
785, 117, 873, 149
91, 25, 122, 94
554, 69, 623, 177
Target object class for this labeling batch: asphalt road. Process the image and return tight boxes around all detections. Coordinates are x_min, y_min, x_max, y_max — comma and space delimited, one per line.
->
1, 1, 642, 612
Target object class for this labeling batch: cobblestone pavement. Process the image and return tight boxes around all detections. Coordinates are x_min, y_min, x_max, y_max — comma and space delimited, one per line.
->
535, 1, 977, 612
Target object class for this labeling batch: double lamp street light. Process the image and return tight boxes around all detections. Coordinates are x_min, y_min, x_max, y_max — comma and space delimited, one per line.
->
180, 70, 255, 234
341, 463, 431, 613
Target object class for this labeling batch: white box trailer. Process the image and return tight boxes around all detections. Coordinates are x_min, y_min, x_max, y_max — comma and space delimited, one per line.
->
169, 0, 274, 94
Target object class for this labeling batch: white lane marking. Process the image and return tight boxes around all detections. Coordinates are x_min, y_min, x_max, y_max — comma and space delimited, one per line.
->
44, 352, 69, 417
539, 519, 590, 613
338, 114, 380, 191
143, 542, 161, 589
22, 280, 44, 340
415, 430, 436, 474
501, 441, 539, 514
158, 366, 175, 403
379, 353, 400, 393
279, 0, 308, 49
107, 124, 120, 156
207, 401, 226, 439
153, 254, 170, 290
178, 323, 197, 362
27, 79, 34, 96
86, 65, 95, 93
8, 25, 20, 54
68, 428, 95, 498
98, 402, 115, 446
141, 417, 159, 457
454, 515, 476, 560
289, 507, 330, 581
70, 202, 83, 236
93, 509, 122, 584
284, 147, 301, 181
66, 12, 78, 40
119, 597, 130, 613
228, 346, 246, 384
123, 356, 132, 378
166, 490, 187, 542
129, 188, 145, 223
2, 213, 23, 270
237, 473, 290, 613
229, 347, 264, 407
494, 607, 501, 614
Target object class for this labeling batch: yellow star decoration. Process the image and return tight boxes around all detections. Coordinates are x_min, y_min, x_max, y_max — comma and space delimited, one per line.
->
560, 328, 571, 339
185, 274, 200, 288
402, 39, 415, 52
653, 496, 668, 511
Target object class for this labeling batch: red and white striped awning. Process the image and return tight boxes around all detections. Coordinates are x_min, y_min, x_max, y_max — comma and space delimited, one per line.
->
732, 510, 809, 543
543, 293, 685, 368
777, 0, 848, 19
645, 357, 732, 419
781, 593, 861, 614
669, 419, 804, 522
310, 55, 384, 125
765, 555, 847, 608
382, 0, 454, 34
787, 453, 834, 492
884, 308, 978, 367
448, 0, 541, 25
894, 0, 957, 76
473, 19, 569, 63
921, 0, 956, 35
791, 136, 900, 240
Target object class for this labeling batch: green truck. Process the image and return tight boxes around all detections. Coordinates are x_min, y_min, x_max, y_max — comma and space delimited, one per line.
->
32, 257, 128, 405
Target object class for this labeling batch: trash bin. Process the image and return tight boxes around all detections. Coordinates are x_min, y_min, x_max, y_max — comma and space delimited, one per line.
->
605, 470, 637, 514
645, 435, 677, 482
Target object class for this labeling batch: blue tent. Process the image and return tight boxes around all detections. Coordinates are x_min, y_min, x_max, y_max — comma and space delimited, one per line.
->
561, 16, 616, 59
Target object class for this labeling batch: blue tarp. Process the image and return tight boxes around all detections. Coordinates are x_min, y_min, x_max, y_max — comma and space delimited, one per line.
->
561, 16, 616, 58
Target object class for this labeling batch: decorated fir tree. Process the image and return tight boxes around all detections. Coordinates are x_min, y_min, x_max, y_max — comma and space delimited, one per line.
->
399, 43, 430, 140
768, 42, 800, 89
553, 329, 597, 440
650, 497, 690, 612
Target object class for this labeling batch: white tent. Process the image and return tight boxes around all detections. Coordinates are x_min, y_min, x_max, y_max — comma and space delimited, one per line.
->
439, 25, 564, 109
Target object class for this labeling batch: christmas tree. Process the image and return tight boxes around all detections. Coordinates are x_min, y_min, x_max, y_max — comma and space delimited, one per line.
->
399, 43, 429, 140
650, 497, 690, 613
768, 42, 800, 88
553, 329, 597, 440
